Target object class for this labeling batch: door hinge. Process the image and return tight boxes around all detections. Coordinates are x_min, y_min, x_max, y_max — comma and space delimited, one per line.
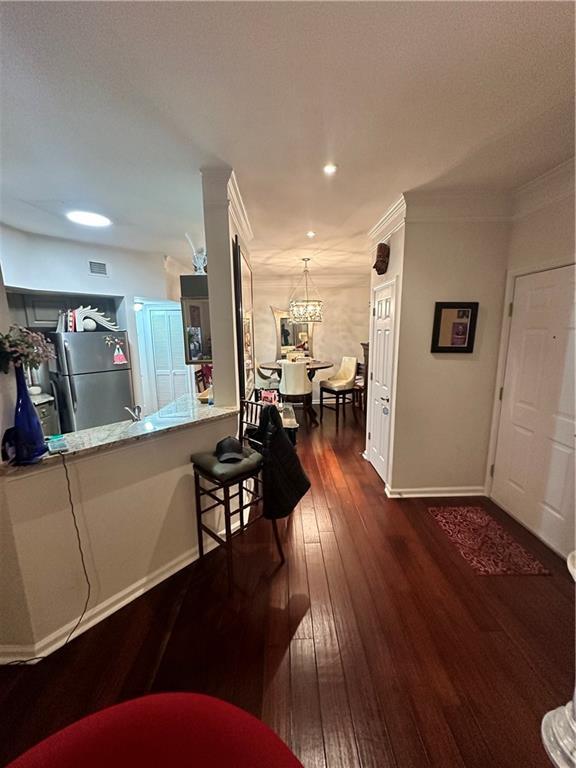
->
499, 386, 503, 401
490, 464, 495, 478
508, 302, 513, 317
368, 431, 371, 440
372, 306, 376, 317
370, 371, 373, 381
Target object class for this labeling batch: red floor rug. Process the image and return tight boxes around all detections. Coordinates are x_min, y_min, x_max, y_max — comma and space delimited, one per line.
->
428, 505, 550, 575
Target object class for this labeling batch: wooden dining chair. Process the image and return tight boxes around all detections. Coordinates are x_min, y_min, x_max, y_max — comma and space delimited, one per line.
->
194, 368, 207, 392
353, 362, 366, 411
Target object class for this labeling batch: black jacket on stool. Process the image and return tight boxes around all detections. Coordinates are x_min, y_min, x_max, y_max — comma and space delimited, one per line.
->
249, 405, 310, 519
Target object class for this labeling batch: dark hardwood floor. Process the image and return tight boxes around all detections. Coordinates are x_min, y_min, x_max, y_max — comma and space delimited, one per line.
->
0, 413, 573, 767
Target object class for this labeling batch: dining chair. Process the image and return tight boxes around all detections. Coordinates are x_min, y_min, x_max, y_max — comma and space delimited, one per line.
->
255, 364, 279, 393
353, 362, 366, 411
319, 356, 357, 429
279, 360, 313, 427
194, 367, 207, 392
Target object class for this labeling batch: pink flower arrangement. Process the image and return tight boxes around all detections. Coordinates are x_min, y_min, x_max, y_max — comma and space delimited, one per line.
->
0, 325, 55, 374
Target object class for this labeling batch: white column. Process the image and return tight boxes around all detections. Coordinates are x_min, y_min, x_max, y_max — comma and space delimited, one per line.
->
201, 167, 239, 407
541, 552, 576, 766
0, 262, 16, 439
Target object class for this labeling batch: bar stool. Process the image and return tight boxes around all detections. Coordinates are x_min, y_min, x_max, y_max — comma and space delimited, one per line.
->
190, 400, 285, 592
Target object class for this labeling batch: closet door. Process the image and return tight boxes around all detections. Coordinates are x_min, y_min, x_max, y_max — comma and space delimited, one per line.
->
149, 308, 191, 409
492, 265, 575, 557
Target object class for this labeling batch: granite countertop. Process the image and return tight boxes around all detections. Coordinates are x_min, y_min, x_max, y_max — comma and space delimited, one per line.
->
1, 395, 238, 474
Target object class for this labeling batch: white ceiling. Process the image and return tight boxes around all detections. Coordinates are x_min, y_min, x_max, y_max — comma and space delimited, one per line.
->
0, 2, 573, 275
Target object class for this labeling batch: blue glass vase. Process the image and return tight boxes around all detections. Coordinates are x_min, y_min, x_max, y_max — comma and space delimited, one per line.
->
12, 365, 47, 464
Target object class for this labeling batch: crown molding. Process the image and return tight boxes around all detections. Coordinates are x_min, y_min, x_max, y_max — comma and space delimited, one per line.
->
367, 161, 574, 242
368, 190, 513, 242
368, 196, 406, 243
228, 170, 254, 246
403, 189, 512, 222
513, 158, 575, 220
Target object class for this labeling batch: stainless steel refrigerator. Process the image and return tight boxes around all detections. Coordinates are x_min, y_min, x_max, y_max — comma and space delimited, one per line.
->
49, 331, 134, 432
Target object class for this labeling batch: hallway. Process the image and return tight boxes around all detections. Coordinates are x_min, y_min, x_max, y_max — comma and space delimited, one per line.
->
0, 415, 572, 768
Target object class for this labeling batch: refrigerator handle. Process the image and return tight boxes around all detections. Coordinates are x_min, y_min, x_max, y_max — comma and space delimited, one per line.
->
64, 341, 78, 412
50, 380, 59, 411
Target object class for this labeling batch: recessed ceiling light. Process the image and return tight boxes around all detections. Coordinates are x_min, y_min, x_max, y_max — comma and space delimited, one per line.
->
323, 163, 338, 176
306, 231, 316, 239
66, 210, 112, 227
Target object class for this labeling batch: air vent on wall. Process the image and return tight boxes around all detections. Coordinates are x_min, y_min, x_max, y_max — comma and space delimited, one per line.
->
88, 260, 108, 276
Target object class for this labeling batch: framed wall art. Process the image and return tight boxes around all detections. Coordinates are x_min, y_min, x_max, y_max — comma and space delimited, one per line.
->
431, 302, 479, 354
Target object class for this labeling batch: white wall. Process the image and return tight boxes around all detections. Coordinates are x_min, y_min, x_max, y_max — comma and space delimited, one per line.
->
391, 219, 509, 492
367, 166, 575, 497
253, 272, 371, 399
0, 224, 188, 407
366, 192, 513, 495
0, 224, 171, 298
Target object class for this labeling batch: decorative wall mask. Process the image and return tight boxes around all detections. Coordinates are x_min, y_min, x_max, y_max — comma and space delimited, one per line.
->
373, 243, 390, 275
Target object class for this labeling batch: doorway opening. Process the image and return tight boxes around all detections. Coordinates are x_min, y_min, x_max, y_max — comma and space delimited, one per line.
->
134, 298, 195, 415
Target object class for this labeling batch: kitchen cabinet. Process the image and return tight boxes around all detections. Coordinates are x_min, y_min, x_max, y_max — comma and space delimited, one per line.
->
7, 291, 118, 330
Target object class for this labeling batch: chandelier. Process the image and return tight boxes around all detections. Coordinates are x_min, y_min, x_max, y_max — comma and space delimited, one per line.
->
289, 258, 323, 323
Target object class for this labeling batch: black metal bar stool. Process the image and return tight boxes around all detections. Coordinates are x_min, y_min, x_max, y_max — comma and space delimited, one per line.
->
190, 400, 285, 592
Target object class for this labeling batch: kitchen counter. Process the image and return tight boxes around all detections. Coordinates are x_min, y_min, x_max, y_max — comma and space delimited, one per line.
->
1, 394, 238, 474
1, 395, 240, 663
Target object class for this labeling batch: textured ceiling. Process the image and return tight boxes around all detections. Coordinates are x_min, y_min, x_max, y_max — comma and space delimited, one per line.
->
0, 2, 574, 275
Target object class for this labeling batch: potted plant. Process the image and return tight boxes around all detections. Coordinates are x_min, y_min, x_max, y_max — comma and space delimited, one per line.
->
0, 325, 55, 465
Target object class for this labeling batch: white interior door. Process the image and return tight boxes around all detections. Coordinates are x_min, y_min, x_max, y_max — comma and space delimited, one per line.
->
369, 282, 395, 484
143, 305, 192, 410
492, 265, 575, 557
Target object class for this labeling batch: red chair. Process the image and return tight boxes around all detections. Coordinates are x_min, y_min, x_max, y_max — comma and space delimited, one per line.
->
7, 693, 303, 768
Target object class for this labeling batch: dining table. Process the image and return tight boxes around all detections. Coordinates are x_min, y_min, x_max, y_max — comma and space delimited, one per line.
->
259, 359, 333, 426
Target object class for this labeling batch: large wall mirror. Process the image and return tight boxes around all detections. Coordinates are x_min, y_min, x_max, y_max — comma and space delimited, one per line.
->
271, 306, 314, 360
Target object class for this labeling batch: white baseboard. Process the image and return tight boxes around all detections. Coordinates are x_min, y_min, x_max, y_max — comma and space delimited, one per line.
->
385, 485, 486, 499
0, 522, 238, 665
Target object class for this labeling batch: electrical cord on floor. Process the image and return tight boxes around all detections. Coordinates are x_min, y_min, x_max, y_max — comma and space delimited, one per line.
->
5, 452, 92, 666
